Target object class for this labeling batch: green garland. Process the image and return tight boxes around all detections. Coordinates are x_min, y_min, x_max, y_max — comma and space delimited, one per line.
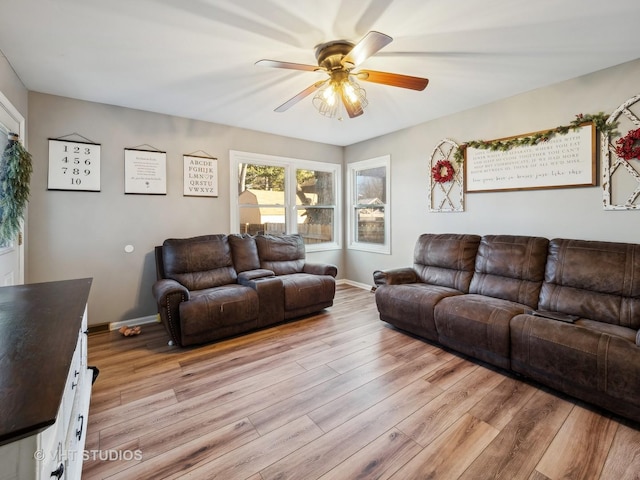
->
0, 133, 33, 243
453, 113, 618, 163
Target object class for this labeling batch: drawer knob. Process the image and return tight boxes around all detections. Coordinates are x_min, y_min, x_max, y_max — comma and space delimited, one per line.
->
50, 463, 64, 479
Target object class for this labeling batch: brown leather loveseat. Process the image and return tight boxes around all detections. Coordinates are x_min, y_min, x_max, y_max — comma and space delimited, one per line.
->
373, 233, 640, 424
152, 233, 337, 347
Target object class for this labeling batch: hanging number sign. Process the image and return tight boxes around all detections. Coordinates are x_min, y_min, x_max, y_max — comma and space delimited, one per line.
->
48, 139, 101, 191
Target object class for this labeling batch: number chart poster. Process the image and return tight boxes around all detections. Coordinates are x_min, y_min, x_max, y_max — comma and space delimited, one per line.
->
48, 139, 101, 191
124, 149, 167, 194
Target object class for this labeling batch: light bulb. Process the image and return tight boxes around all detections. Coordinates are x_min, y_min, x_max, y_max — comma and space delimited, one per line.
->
323, 85, 336, 106
343, 82, 358, 103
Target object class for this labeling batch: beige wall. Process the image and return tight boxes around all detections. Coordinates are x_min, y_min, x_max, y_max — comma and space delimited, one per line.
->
27, 93, 343, 326
344, 58, 640, 286
0, 53, 28, 123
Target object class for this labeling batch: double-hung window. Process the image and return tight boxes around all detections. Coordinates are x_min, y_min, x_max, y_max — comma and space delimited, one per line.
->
230, 150, 341, 251
347, 155, 391, 254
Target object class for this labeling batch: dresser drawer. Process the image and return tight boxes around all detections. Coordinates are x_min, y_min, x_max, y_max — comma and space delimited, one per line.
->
62, 369, 92, 480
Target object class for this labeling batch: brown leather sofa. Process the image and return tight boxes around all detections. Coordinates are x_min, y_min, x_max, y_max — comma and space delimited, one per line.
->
152, 233, 337, 347
374, 233, 640, 424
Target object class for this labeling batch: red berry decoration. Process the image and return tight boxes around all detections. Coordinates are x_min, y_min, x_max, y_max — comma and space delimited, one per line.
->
614, 128, 640, 161
431, 160, 455, 184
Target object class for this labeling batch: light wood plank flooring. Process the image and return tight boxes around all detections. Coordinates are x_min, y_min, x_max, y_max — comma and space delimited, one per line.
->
83, 285, 640, 479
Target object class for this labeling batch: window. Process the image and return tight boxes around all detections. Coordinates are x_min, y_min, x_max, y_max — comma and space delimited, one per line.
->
230, 150, 341, 251
347, 155, 390, 254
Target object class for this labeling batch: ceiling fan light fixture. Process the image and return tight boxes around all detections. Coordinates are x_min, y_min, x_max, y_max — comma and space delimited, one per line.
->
322, 85, 337, 106
312, 76, 367, 119
313, 82, 339, 117
258, 31, 428, 117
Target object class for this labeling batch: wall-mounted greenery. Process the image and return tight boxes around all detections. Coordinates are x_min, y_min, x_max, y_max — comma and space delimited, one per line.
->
453, 113, 618, 163
0, 133, 32, 243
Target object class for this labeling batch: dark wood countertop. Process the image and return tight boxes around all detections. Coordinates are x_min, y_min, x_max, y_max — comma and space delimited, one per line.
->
0, 278, 92, 446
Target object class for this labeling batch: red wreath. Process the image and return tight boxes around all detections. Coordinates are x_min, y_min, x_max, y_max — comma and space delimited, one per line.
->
614, 128, 640, 161
431, 160, 455, 183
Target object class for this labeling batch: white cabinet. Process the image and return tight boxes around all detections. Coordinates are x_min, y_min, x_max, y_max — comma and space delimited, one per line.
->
0, 279, 94, 480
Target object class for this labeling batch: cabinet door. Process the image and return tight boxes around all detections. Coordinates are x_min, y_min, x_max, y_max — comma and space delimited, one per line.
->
63, 369, 92, 480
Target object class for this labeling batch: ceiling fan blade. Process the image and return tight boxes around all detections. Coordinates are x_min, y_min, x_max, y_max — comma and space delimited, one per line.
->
274, 80, 327, 112
255, 59, 323, 72
341, 31, 393, 68
356, 70, 429, 91
340, 90, 364, 118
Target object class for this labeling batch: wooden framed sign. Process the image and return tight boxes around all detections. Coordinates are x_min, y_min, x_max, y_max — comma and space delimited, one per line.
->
48, 139, 101, 191
124, 148, 166, 194
183, 155, 218, 197
464, 123, 596, 193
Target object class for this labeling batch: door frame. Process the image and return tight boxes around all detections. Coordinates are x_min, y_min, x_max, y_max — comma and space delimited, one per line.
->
0, 89, 26, 285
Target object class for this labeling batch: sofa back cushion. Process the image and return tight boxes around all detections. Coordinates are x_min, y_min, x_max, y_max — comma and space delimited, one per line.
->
413, 233, 481, 292
255, 234, 305, 275
228, 234, 261, 273
470, 235, 549, 307
540, 238, 640, 328
162, 235, 237, 290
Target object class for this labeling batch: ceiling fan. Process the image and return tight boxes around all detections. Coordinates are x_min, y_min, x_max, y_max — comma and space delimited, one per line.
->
255, 31, 429, 119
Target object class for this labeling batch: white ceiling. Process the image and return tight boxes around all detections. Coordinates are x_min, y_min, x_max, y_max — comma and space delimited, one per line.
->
2, 0, 640, 146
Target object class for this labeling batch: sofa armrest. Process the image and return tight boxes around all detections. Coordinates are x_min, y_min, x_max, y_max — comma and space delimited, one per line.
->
303, 262, 338, 278
237, 269, 275, 283
151, 279, 189, 346
238, 275, 285, 327
373, 267, 418, 286
152, 278, 190, 303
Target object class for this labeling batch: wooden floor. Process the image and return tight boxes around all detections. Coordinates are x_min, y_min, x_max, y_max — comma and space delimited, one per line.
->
83, 285, 640, 480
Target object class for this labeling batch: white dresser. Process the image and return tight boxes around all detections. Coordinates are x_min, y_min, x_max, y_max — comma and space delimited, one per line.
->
0, 278, 94, 480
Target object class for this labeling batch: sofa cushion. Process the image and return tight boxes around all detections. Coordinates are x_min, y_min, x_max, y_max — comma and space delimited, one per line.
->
575, 319, 637, 343
162, 235, 237, 290
376, 283, 464, 341
255, 234, 305, 275
470, 235, 549, 307
435, 294, 528, 369
179, 285, 259, 345
279, 273, 335, 311
413, 233, 481, 292
540, 238, 640, 329
510, 312, 640, 421
228, 234, 261, 272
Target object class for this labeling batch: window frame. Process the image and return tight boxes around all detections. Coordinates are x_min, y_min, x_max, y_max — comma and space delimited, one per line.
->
347, 155, 391, 254
230, 150, 341, 252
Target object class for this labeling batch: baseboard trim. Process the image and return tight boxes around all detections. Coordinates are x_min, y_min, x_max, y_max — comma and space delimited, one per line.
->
337, 278, 374, 291
87, 323, 110, 334
109, 314, 160, 331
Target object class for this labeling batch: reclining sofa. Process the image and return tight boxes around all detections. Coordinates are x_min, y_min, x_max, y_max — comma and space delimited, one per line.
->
152, 233, 337, 347
374, 233, 640, 424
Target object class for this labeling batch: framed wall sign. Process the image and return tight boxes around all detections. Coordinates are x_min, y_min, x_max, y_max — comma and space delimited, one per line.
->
464, 123, 595, 193
48, 139, 101, 191
124, 148, 167, 194
183, 155, 218, 197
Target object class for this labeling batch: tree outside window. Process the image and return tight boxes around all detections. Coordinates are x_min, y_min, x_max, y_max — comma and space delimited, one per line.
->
231, 151, 340, 251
